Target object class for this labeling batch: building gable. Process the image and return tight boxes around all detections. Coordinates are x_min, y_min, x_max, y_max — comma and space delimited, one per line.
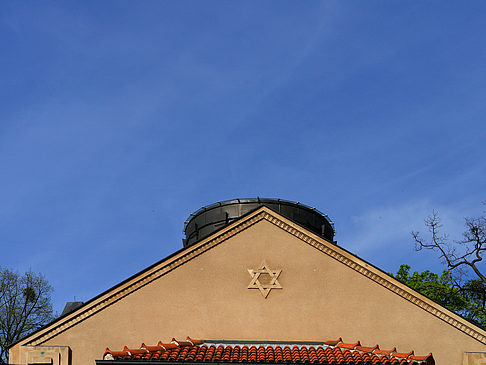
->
10, 206, 486, 365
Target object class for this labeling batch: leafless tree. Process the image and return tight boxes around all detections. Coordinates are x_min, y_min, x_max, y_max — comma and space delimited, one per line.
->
412, 206, 486, 285
0, 268, 54, 364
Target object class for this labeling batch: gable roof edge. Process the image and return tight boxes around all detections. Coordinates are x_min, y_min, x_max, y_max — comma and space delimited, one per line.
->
14, 206, 486, 348
13, 207, 269, 348
260, 209, 486, 345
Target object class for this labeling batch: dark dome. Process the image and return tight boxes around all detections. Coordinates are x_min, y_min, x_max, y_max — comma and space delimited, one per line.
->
183, 198, 335, 247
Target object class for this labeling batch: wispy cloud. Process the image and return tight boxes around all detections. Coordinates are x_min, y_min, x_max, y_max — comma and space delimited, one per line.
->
338, 199, 482, 273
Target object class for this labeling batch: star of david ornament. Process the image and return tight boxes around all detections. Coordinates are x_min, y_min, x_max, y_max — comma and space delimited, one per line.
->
247, 260, 282, 298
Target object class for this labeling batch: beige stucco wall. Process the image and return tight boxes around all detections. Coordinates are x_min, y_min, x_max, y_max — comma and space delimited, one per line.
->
10, 212, 486, 365
463, 352, 486, 365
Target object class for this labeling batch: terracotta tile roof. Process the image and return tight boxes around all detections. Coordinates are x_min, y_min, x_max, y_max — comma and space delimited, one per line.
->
102, 337, 434, 365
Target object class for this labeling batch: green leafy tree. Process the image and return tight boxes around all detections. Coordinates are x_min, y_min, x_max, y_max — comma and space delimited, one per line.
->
392, 264, 466, 310
0, 268, 55, 364
461, 279, 486, 326
391, 264, 486, 329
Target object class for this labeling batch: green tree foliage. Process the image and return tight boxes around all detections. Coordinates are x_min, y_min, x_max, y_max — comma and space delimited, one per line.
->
462, 279, 486, 326
391, 264, 486, 329
0, 268, 55, 364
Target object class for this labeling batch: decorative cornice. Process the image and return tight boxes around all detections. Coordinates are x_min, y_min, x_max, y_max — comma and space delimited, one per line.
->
261, 211, 486, 345
25, 211, 267, 346
23, 207, 486, 347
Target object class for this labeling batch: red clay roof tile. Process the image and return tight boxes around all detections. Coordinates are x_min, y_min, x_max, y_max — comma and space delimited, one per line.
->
322, 338, 342, 346
392, 350, 414, 358
355, 344, 378, 353
337, 341, 360, 350
374, 347, 397, 355
102, 337, 434, 365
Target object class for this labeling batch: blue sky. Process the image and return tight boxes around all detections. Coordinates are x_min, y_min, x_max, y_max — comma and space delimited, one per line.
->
1, 2, 486, 314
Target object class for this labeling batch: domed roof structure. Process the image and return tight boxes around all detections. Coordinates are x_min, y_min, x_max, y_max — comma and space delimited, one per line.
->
183, 198, 335, 247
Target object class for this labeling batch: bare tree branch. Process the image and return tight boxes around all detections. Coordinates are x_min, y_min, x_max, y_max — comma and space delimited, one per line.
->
0, 268, 54, 364
412, 207, 486, 284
